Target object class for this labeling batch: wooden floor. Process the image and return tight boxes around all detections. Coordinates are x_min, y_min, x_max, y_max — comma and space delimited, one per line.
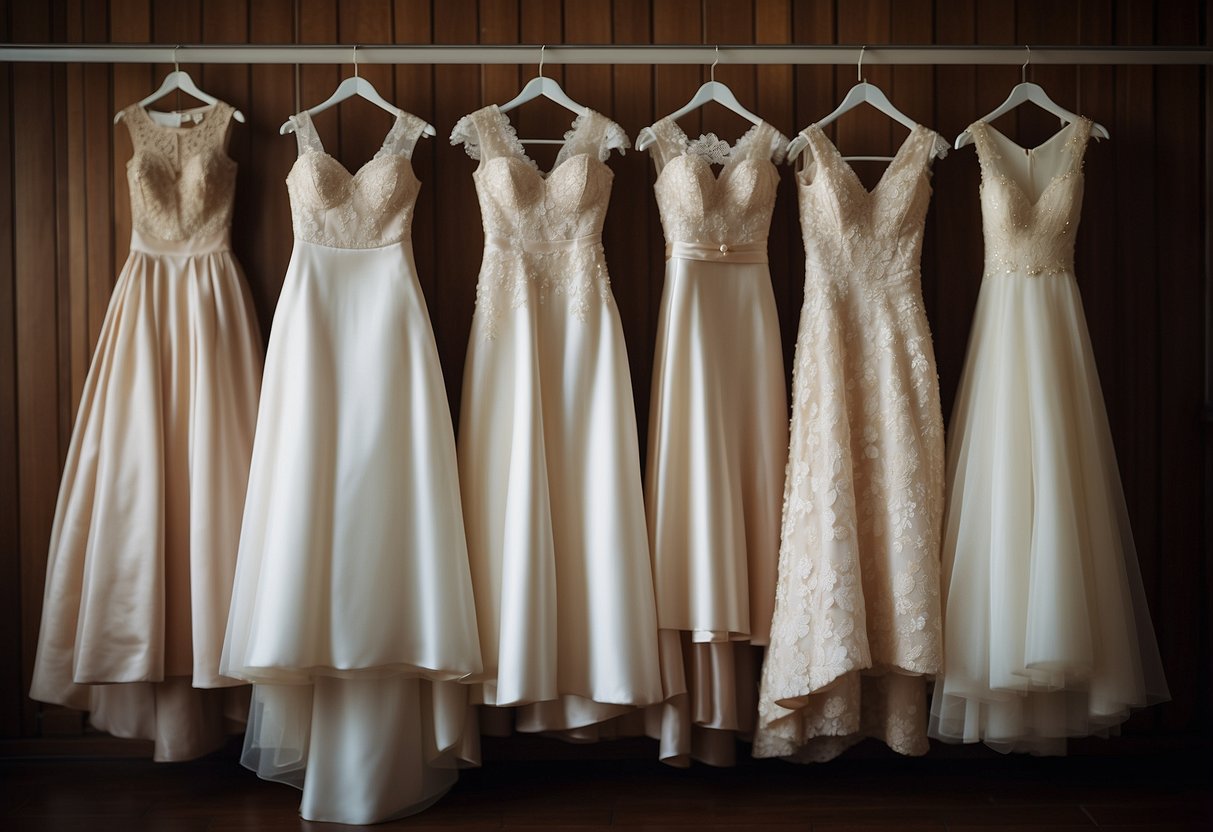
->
1, 742, 1210, 831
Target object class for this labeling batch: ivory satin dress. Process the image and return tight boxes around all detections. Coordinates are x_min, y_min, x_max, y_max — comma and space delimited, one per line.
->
221, 110, 482, 824
929, 118, 1169, 754
451, 105, 664, 740
30, 100, 261, 761
640, 117, 789, 766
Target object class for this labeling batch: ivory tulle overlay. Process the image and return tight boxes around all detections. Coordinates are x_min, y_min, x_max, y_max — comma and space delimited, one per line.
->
221, 110, 482, 824
451, 106, 664, 737
641, 117, 789, 766
928, 118, 1169, 755
30, 101, 261, 761
756, 124, 949, 761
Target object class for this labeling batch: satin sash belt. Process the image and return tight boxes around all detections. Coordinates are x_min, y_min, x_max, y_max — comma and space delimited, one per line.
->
130, 228, 231, 256
485, 233, 602, 254
666, 239, 768, 264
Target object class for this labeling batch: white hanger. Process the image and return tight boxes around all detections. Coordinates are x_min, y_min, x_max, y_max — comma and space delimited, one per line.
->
788, 46, 937, 164
636, 46, 762, 152
954, 47, 1110, 149
497, 46, 588, 145
115, 46, 245, 125
279, 45, 436, 137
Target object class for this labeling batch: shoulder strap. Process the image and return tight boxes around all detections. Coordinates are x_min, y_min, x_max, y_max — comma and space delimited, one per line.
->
644, 117, 686, 171
289, 111, 324, 155
735, 122, 788, 165
199, 100, 236, 151
378, 111, 428, 160
967, 121, 1001, 177
1065, 117, 1094, 172
450, 106, 515, 162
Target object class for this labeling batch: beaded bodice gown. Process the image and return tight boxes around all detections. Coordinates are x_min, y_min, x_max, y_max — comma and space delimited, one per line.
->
30, 101, 262, 761
451, 105, 663, 739
929, 117, 1169, 754
641, 116, 789, 766
756, 124, 949, 762
221, 110, 482, 823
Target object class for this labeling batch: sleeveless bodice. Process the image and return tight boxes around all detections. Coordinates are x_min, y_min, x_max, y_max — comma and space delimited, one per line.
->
798, 124, 947, 291
647, 118, 787, 246
969, 118, 1091, 278
451, 104, 627, 244
285, 110, 428, 249
450, 105, 629, 337
122, 101, 237, 244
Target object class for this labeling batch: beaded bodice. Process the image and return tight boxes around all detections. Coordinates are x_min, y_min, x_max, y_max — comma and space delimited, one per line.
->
285, 109, 428, 249
797, 123, 946, 290
450, 104, 628, 244
122, 101, 237, 242
645, 118, 787, 246
969, 118, 1091, 278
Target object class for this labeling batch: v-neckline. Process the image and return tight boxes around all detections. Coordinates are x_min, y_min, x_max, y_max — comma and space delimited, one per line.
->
489, 103, 593, 180
804, 122, 926, 199
973, 118, 1088, 208
295, 109, 406, 179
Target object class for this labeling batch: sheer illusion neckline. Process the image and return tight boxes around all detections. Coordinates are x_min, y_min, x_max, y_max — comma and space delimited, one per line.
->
293, 109, 408, 179
802, 122, 927, 199
133, 100, 222, 134
973, 118, 1088, 208
487, 103, 596, 180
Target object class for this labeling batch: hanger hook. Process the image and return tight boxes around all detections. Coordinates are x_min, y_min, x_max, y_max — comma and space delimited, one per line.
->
173, 45, 180, 74
711, 45, 719, 82
353, 44, 359, 78
1022, 45, 1030, 83
858, 45, 866, 83
539, 44, 546, 79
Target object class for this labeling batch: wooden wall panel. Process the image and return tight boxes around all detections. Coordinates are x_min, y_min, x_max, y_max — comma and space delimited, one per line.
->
0, 0, 1208, 752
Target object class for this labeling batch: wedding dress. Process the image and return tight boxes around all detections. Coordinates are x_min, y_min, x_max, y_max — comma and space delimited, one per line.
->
756, 124, 949, 761
451, 104, 663, 739
221, 109, 482, 823
30, 100, 260, 761
641, 116, 789, 766
929, 117, 1169, 754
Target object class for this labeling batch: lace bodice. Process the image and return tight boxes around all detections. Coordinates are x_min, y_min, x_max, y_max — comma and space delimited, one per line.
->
285, 109, 428, 249
450, 105, 629, 337
646, 118, 788, 246
969, 118, 1091, 278
798, 123, 946, 289
122, 101, 237, 242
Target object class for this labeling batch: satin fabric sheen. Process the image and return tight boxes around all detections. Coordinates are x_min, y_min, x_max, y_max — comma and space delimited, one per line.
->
31, 101, 261, 761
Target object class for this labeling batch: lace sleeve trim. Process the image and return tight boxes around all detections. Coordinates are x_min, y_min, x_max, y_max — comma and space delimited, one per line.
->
449, 112, 480, 160
600, 116, 630, 161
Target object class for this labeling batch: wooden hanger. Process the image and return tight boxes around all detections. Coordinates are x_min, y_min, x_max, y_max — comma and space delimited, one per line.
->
954, 47, 1110, 149
279, 45, 436, 137
636, 46, 762, 152
115, 46, 245, 125
497, 46, 588, 145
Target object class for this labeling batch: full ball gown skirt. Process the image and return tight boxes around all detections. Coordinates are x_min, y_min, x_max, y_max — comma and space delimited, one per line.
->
640, 117, 789, 766
756, 124, 949, 762
221, 110, 482, 824
451, 105, 663, 738
928, 118, 1169, 755
30, 101, 259, 761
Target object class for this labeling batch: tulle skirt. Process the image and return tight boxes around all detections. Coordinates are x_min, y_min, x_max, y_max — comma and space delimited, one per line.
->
929, 269, 1169, 755
643, 255, 787, 765
458, 256, 664, 736
222, 239, 481, 823
30, 230, 261, 761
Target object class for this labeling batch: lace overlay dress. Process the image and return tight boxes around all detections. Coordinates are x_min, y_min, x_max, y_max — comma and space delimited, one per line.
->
929, 118, 1169, 755
756, 124, 948, 761
30, 101, 261, 761
641, 117, 789, 766
221, 110, 482, 824
451, 105, 663, 739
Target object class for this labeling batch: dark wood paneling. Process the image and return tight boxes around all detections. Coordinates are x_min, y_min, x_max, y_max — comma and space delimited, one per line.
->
0, 0, 1208, 753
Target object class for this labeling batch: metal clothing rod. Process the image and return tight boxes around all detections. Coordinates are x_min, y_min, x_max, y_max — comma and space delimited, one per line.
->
0, 44, 1210, 66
